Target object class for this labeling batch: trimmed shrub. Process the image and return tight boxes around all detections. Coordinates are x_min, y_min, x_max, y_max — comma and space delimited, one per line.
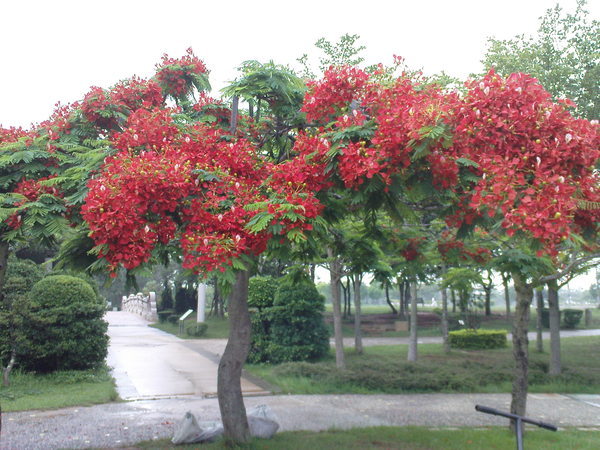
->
248, 276, 329, 364
19, 275, 108, 373
1, 259, 45, 368
562, 309, 583, 329
248, 276, 279, 311
157, 309, 174, 323
186, 323, 208, 337
167, 314, 180, 324
449, 329, 507, 350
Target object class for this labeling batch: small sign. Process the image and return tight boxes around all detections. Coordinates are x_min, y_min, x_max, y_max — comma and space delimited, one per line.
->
180, 309, 194, 321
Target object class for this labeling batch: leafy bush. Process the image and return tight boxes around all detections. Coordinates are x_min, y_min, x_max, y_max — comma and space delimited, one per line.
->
248, 276, 329, 364
18, 275, 108, 373
167, 314, 180, 324
248, 276, 279, 310
157, 309, 174, 323
186, 323, 208, 337
1, 258, 45, 369
160, 282, 174, 311
562, 309, 583, 329
449, 329, 507, 350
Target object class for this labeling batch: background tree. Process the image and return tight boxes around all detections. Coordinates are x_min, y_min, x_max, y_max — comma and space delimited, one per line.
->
482, 0, 599, 119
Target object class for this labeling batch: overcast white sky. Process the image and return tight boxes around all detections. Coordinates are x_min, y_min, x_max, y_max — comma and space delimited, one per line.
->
1, 0, 597, 129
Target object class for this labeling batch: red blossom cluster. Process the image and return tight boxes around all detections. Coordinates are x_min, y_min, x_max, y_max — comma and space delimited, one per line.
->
111, 77, 163, 111
437, 233, 492, 265
300, 65, 599, 254
401, 237, 426, 261
40, 102, 79, 139
0, 126, 28, 144
6, 176, 62, 229
192, 92, 231, 123
302, 66, 370, 123
155, 48, 208, 98
452, 70, 600, 253
111, 107, 179, 152
83, 120, 322, 274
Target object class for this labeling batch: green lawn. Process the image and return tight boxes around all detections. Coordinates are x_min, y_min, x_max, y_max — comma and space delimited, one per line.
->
0, 366, 118, 412
134, 426, 600, 449
150, 315, 230, 339
246, 336, 600, 395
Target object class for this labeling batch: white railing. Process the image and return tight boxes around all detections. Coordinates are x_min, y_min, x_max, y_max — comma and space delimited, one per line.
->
121, 291, 158, 322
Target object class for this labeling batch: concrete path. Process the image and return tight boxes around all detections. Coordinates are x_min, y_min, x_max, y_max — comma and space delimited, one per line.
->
105, 312, 268, 400
2, 393, 600, 449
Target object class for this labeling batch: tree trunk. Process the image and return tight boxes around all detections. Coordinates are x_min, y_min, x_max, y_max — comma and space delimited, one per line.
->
385, 284, 397, 315
547, 281, 561, 375
0, 240, 9, 303
2, 350, 16, 387
441, 285, 450, 354
217, 270, 251, 444
398, 279, 406, 319
451, 289, 457, 313
510, 273, 533, 422
353, 273, 363, 354
503, 276, 511, 319
341, 278, 349, 318
328, 248, 345, 369
407, 281, 418, 362
535, 288, 544, 353
345, 277, 352, 317
484, 289, 491, 316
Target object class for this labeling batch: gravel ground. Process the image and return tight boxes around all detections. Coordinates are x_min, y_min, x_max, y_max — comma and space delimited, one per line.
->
2, 393, 600, 449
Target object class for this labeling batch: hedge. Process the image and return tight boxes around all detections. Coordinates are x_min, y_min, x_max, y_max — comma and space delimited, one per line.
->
449, 329, 507, 350
562, 309, 583, 329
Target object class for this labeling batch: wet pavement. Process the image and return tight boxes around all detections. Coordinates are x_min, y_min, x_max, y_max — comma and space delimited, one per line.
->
1, 312, 599, 449
106, 312, 268, 400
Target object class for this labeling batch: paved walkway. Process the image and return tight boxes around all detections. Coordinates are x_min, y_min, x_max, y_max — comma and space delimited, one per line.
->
1, 312, 600, 449
106, 312, 268, 400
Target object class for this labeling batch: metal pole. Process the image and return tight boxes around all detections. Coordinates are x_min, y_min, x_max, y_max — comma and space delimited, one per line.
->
515, 417, 523, 450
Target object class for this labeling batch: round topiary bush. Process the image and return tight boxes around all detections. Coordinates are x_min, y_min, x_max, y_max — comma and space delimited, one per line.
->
0, 258, 45, 370
248, 276, 279, 311
19, 275, 108, 373
248, 276, 329, 364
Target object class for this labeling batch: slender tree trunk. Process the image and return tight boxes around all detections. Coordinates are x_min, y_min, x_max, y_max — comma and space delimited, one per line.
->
484, 290, 491, 316
503, 276, 511, 319
535, 288, 544, 353
451, 289, 457, 313
398, 279, 406, 319
407, 281, 418, 362
341, 278, 348, 318
2, 350, 16, 387
0, 241, 9, 302
345, 277, 352, 317
328, 248, 345, 369
353, 273, 363, 354
217, 270, 251, 444
441, 285, 450, 354
547, 281, 562, 375
385, 284, 397, 315
510, 273, 533, 423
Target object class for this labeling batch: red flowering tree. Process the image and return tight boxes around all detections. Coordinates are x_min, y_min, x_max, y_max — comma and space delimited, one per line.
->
291, 64, 600, 419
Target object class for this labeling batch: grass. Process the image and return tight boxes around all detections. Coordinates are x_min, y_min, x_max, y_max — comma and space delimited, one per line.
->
150, 315, 230, 339
245, 336, 600, 395
132, 426, 600, 449
0, 365, 118, 412
151, 306, 598, 341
